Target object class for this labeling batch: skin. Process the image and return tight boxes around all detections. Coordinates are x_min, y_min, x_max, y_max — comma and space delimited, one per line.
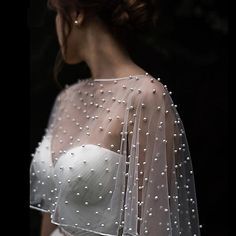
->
55, 7, 147, 79
41, 213, 57, 236
41, 5, 147, 236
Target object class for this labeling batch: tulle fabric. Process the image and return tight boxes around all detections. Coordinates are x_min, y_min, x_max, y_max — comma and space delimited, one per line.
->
30, 74, 200, 235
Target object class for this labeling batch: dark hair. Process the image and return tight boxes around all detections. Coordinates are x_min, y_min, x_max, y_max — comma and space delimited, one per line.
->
48, 0, 159, 85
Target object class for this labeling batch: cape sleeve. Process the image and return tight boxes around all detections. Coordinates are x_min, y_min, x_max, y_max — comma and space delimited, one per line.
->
30, 89, 66, 212
46, 89, 67, 136
124, 79, 201, 236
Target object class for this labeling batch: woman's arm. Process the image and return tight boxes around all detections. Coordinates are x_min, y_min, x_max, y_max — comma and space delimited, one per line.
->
40, 213, 57, 236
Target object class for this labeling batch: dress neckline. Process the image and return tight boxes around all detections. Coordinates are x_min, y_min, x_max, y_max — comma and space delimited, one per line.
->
82, 73, 150, 82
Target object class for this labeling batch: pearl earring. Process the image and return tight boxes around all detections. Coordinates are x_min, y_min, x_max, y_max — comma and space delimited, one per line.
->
74, 20, 79, 25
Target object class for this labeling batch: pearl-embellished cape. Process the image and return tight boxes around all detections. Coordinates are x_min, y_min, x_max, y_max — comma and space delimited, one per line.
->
30, 74, 201, 236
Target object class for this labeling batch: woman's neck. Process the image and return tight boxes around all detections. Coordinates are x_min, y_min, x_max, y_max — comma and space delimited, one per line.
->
80, 18, 145, 80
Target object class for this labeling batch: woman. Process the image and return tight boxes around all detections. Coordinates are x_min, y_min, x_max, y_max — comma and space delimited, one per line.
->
30, 0, 201, 235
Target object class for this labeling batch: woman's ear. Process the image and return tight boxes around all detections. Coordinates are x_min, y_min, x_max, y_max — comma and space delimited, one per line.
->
73, 9, 85, 26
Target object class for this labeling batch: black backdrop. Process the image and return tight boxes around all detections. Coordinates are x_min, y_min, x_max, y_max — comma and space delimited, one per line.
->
29, 0, 228, 235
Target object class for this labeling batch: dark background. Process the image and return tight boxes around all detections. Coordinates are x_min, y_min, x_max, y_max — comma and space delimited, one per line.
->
29, 0, 228, 235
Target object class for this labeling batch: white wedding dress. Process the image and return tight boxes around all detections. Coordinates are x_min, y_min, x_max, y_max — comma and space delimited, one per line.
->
30, 74, 201, 235
32, 134, 123, 236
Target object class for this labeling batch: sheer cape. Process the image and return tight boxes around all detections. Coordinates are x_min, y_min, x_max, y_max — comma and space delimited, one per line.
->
30, 74, 200, 236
